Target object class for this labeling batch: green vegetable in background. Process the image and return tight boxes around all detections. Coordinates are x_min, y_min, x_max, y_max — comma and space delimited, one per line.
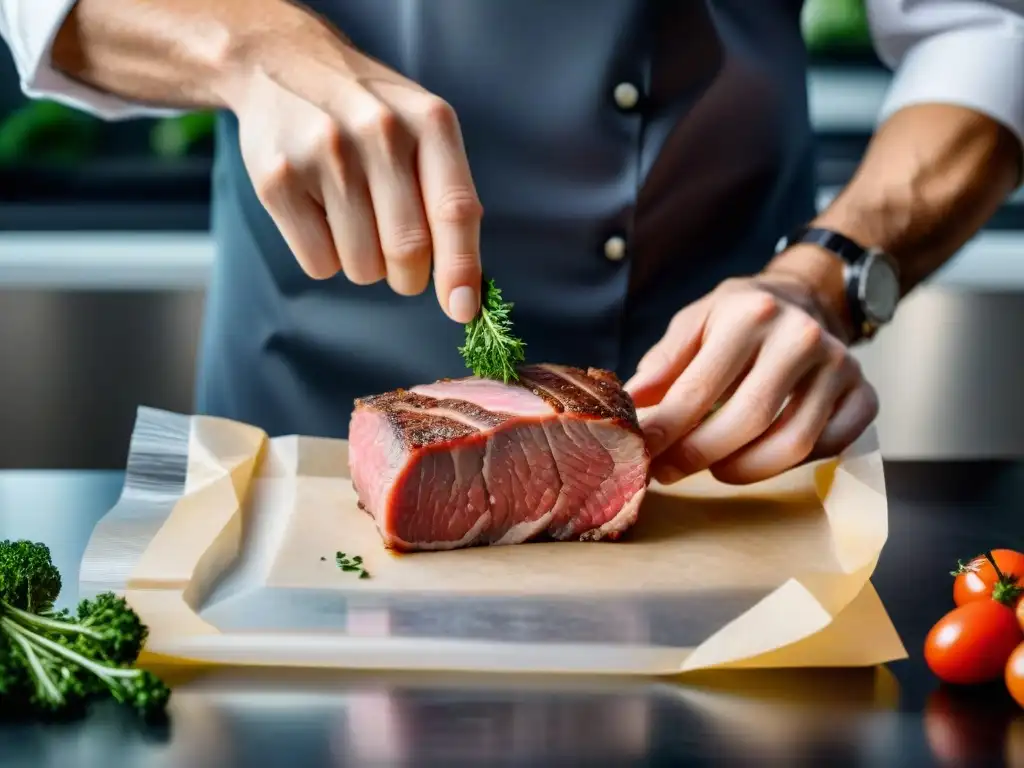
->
150, 111, 216, 158
0, 539, 170, 721
459, 278, 527, 383
0, 100, 100, 166
802, 0, 872, 52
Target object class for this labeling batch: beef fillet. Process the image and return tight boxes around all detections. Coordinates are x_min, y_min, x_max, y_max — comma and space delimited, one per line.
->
348, 364, 651, 552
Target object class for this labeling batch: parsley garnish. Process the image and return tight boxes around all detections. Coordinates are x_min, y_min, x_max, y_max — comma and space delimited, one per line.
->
458, 278, 526, 382
335, 551, 370, 579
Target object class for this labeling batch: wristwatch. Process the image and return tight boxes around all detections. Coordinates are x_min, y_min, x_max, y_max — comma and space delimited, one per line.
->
775, 226, 901, 343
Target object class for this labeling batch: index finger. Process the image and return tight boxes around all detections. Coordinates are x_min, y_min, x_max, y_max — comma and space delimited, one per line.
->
415, 101, 483, 323
639, 316, 763, 458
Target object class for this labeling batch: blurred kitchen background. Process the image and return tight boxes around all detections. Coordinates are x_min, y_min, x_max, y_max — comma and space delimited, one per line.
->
2, 0, 1023, 469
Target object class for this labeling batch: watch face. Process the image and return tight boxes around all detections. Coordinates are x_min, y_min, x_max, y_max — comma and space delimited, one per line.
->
861, 253, 900, 323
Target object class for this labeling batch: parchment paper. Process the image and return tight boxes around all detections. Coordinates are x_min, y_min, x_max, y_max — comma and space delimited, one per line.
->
79, 407, 906, 675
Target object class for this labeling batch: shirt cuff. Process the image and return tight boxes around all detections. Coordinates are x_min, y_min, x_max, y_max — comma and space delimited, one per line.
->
14, 0, 183, 120
879, 26, 1024, 158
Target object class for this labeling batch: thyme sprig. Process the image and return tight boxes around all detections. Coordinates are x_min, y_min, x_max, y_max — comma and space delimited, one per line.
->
458, 278, 526, 383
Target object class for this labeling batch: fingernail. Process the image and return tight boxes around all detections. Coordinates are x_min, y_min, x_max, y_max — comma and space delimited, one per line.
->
449, 286, 479, 323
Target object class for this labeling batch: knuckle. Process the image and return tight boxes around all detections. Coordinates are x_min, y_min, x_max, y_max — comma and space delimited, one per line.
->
825, 339, 850, 370
743, 388, 779, 434
790, 313, 825, 355
254, 154, 295, 203
420, 97, 458, 133
438, 251, 481, 282
747, 292, 780, 322
316, 117, 345, 154
784, 429, 818, 463
383, 226, 432, 265
353, 105, 403, 146
434, 189, 484, 225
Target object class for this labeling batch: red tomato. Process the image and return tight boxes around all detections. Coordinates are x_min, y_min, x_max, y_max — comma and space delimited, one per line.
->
1007, 643, 1024, 709
1018, 598, 1024, 634
953, 550, 1024, 607
925, 601, 1023, 685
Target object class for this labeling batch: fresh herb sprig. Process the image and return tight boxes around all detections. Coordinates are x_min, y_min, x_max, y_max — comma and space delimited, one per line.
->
459, 278, 526, 383
335, 552, 370, 580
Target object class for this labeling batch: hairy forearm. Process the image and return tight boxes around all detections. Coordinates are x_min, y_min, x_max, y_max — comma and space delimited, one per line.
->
766, 104, 1022, 337
49, 0, 326, 110
818, 104, 1021, 291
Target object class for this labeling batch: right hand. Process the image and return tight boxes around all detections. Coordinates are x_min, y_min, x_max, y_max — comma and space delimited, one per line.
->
223, 11, 483, 323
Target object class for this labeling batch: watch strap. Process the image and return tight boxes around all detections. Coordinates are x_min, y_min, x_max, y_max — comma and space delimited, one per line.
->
781, 225, 873, 342
786, 226, 868, 265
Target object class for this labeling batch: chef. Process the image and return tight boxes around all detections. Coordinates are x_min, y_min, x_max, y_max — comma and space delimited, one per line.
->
2, 1, 1021, 485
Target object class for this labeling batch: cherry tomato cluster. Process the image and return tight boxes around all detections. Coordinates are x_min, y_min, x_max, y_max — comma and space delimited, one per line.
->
925, 549, 1024, 708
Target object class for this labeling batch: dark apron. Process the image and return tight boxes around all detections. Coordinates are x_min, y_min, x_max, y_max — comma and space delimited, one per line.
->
195, 0, 817, 438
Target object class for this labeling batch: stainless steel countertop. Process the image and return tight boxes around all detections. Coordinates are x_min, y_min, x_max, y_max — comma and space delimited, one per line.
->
1, 465, 1023, 767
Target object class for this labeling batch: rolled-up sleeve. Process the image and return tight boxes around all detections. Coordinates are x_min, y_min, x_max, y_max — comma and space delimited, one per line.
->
0, 0, 180, 120
868, 0, 1024, 149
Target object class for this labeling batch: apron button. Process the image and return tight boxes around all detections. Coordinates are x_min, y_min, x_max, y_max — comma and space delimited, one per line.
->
604, 235, 627, 262
613, 82, 641, 111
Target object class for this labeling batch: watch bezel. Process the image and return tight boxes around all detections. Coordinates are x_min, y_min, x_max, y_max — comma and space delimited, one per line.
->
775, 225, 902, 343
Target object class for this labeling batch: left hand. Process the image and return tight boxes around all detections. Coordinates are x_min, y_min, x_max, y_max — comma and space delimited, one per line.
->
625, 274, 878, 485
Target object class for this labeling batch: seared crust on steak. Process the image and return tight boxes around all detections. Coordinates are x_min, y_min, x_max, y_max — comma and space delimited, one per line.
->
354, 390, 507, 448
354, 365, 641, 450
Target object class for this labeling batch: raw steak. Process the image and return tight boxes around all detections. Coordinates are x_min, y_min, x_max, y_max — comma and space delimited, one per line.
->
348, 364, 651, 552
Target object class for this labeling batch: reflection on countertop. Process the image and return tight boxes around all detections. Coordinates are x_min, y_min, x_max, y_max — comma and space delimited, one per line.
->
4, 658, 1023, 767
0, 665, 904, 768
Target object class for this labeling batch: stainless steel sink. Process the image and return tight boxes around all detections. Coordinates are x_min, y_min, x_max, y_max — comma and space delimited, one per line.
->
1, 284, 1022, 469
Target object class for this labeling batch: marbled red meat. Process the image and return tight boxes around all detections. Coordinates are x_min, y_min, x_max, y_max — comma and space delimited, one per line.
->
348, 364, 651, 552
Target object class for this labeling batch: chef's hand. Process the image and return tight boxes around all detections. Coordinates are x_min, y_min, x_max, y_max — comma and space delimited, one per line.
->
226, 13, 483, 323
625, 273, 878, 485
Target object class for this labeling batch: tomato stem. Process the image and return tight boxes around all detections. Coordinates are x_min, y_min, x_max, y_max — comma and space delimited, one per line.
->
983, 550, 1023, 607
985, 551, 1007, 582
